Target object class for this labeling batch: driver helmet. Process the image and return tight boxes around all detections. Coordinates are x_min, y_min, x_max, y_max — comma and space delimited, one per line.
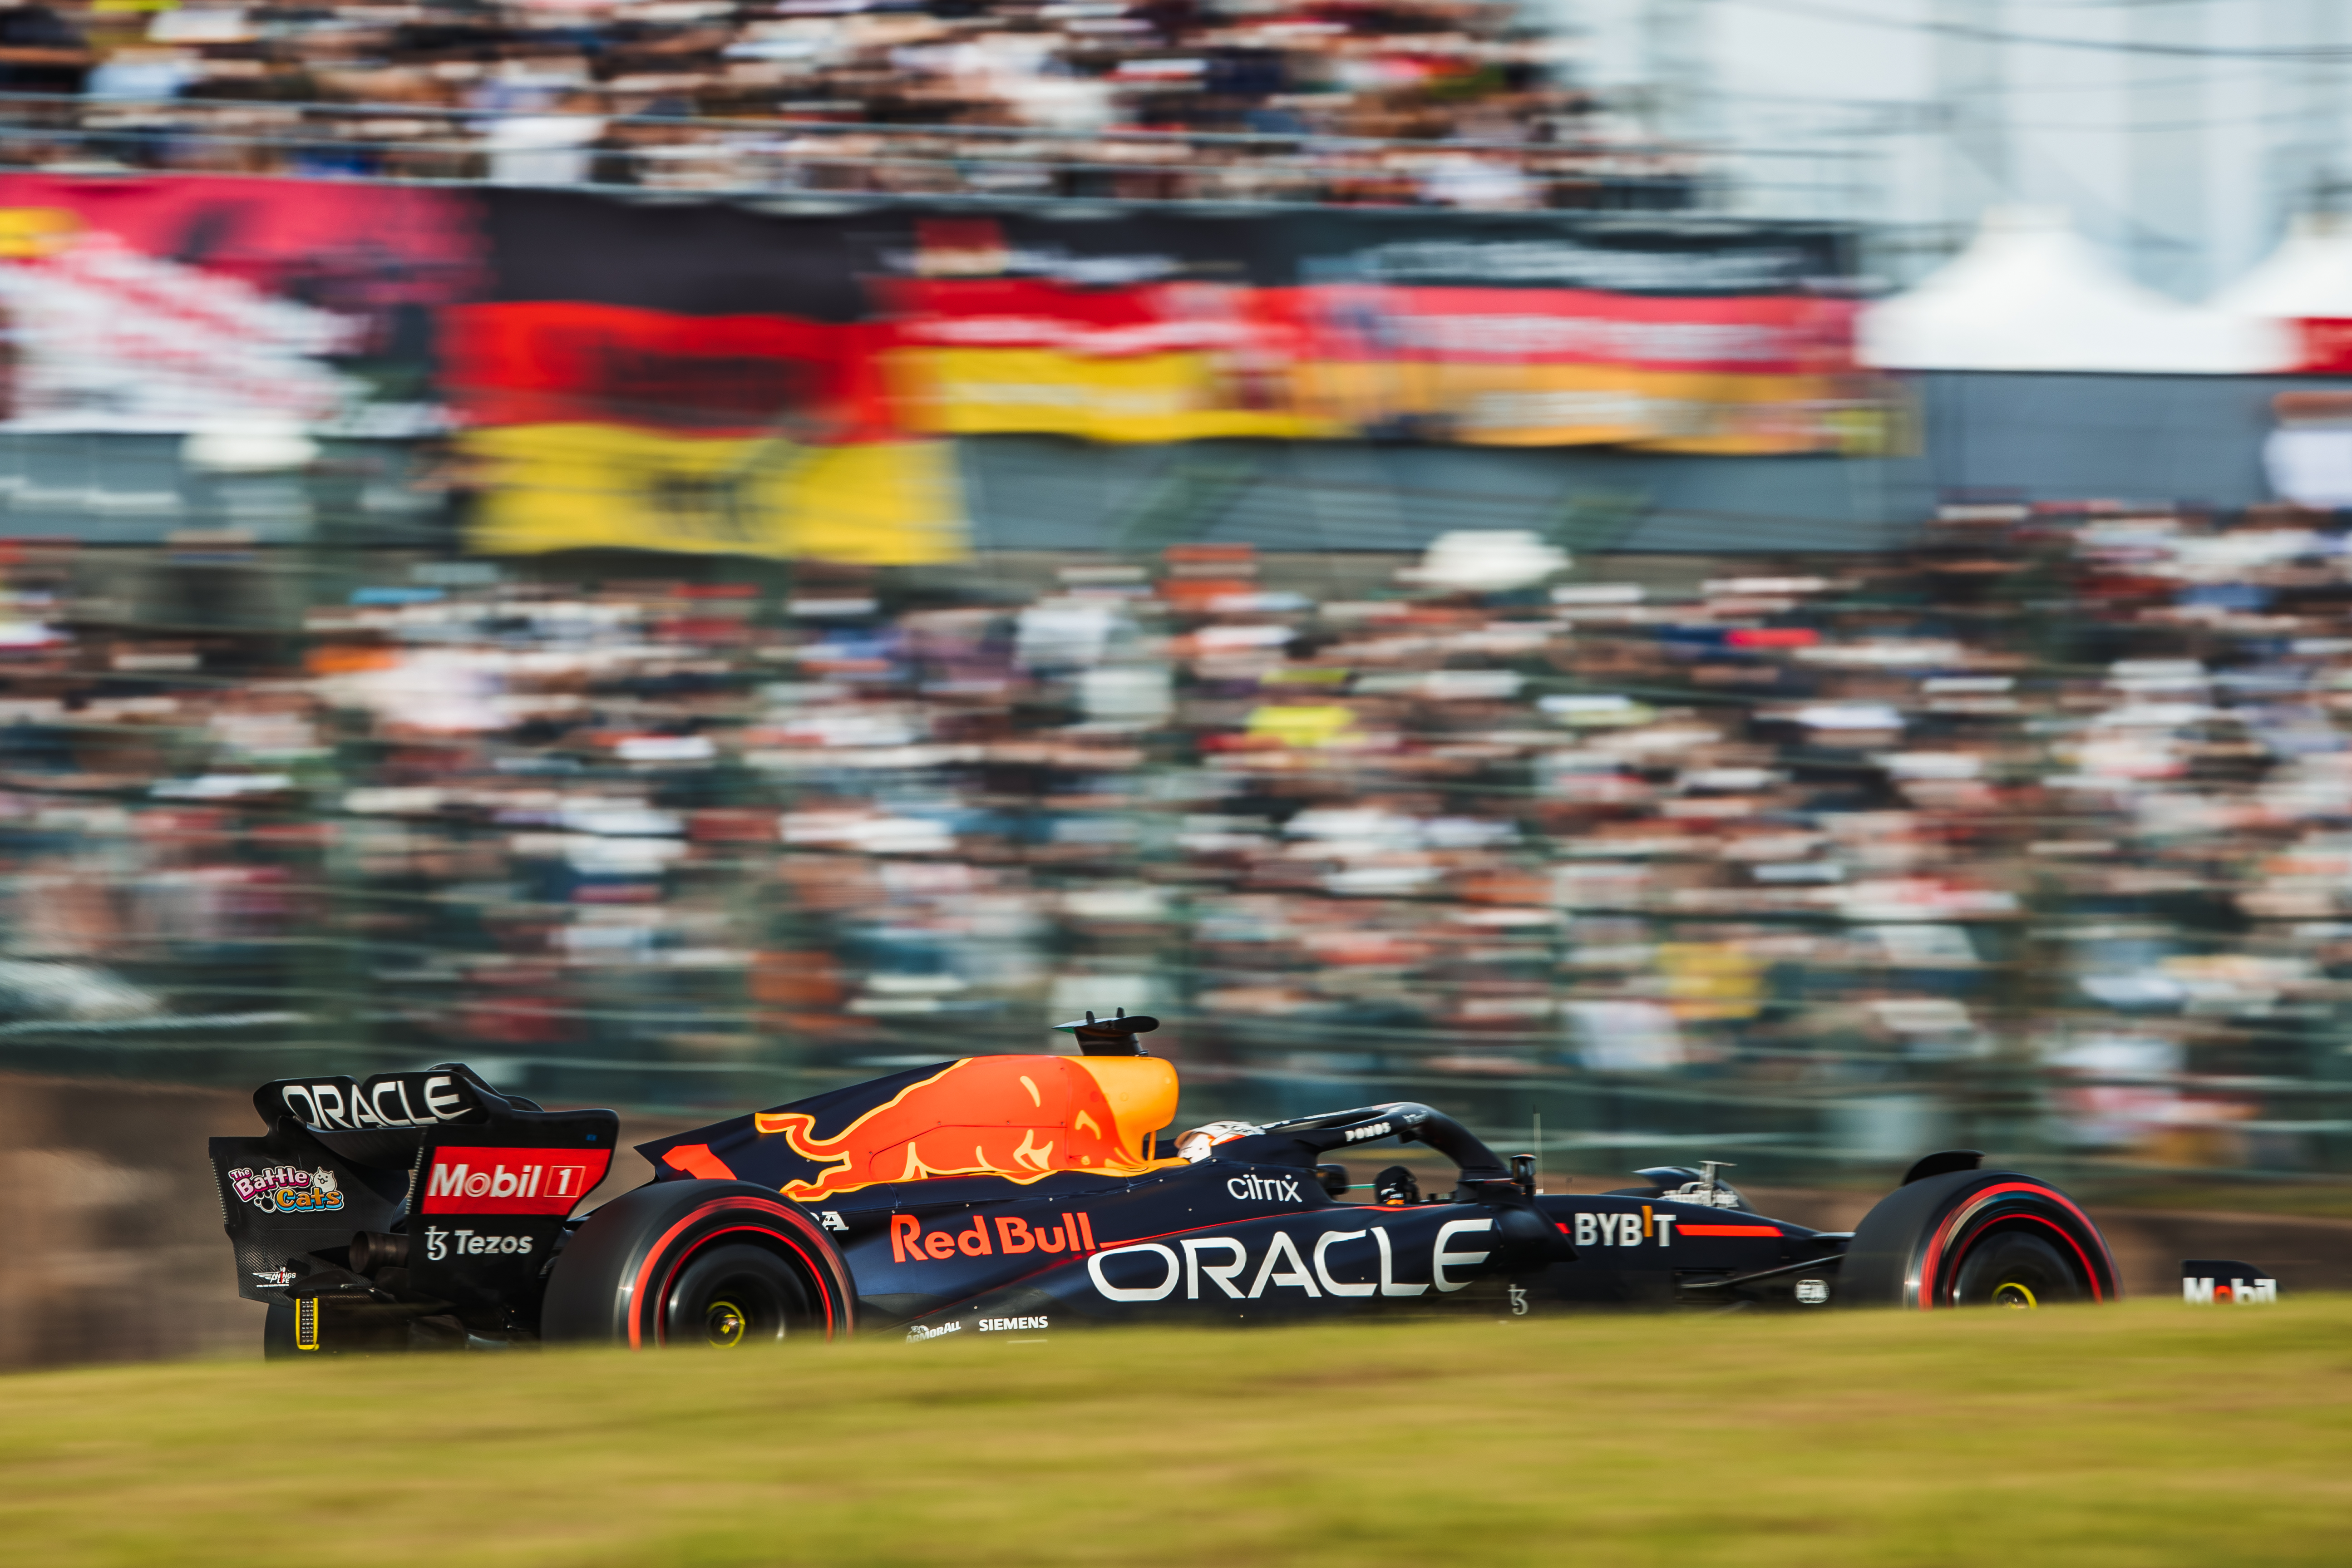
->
1174, 1120, 1257, 1162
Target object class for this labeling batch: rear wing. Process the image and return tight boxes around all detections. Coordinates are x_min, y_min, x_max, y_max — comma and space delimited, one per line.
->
213, 1064, 617, 1333
409, 1113, 616, 1318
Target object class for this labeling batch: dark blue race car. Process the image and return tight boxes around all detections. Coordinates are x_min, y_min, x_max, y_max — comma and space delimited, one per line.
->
211, 1012, 2120, 1354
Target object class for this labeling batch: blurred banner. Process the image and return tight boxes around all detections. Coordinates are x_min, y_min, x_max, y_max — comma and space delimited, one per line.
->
871, 211, 1336, 444
448, 192, 960, 562
0, 179, 1880, 552
460, 425, 967, 563
0, 173, 475, 434
873, 211, 1878, 453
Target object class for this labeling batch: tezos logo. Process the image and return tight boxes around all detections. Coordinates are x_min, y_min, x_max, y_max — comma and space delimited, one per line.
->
1226, 1173, 1304, 1203
423, 1225, 537, 1263
227, 1165, 345, 1216
1795, 1278, 1830, 1306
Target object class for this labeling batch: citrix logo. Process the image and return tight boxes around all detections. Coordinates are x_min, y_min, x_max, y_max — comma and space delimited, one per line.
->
1226, 1173, 1304, 1203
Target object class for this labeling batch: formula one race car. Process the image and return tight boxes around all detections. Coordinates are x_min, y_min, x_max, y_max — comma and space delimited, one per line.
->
212, 1013, 2120, 1354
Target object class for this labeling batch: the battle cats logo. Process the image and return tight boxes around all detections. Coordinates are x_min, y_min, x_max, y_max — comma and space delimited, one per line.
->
227, 1165, 345, 1216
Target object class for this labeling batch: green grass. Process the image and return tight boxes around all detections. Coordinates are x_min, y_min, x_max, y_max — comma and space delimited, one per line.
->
4, 1300, 2349, 1567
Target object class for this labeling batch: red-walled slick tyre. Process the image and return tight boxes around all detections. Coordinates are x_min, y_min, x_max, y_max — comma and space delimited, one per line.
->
540, 1180, 857, 1348
1839, 1169, 2118, 1310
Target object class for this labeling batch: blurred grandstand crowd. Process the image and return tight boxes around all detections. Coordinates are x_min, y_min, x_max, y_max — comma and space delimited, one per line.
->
0, 0, 1699, 205
4, 506, 2352, 1178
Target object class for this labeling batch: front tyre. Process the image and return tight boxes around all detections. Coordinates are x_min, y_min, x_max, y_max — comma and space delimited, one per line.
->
1840, 1169, 2118, 1310
540, 1180, 856, 1348
1949, 1232, 2084, 1309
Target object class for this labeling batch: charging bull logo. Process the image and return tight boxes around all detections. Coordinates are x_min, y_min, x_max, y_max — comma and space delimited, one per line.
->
745, 1055, 1177, 1203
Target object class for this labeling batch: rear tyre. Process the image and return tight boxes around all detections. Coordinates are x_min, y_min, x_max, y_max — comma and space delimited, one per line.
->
1840, 1168, 2117, 1310
262, 1303, 297, 1360
1950, 1232, 2083, 1309
664, 1244, 817, 1348
540, 1180, 856, 1348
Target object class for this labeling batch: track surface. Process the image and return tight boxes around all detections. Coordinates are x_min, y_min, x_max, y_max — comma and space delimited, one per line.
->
2, 1299, 2346, 1566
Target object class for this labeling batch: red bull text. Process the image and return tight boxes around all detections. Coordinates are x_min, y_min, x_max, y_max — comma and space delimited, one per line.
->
891, 1210, 1098, 1262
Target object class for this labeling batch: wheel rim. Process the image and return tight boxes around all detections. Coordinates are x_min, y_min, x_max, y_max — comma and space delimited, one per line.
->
1990, 1281, 2039, 1309
660, 1242, 817, 1349
704, 1298, 749, 1347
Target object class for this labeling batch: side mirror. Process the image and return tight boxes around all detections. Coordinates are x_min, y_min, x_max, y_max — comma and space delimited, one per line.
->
1509, 1153, 1537, 1196
1314, 1163, 1349, 1199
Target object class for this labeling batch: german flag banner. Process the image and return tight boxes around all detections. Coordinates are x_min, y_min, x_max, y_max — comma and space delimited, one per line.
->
874, 273, 1342, 444
452, 190, 964, 563
863, 208, 1882, 454
488, 201, 1875, 459
868, 212, 1331, 444
0, 179, 1881, 555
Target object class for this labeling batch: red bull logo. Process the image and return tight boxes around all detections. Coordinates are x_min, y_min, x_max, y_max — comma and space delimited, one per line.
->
890, 1210, 1098, 1262
751, 1055, 1179, 1203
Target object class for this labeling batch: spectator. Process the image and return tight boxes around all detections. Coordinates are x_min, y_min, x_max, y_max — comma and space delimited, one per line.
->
9, 496, 2351, 1178
0, 0, 1678, 206
0, 0, 92, 101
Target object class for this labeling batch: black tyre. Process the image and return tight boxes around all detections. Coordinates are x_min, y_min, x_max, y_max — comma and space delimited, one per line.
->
663, 1244, 817, 1348
540, 1180, 856, 1348
1840, 1168, 2118, 1311
262, 1303, 297, 1360
1950, 1232, 2084, 1309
